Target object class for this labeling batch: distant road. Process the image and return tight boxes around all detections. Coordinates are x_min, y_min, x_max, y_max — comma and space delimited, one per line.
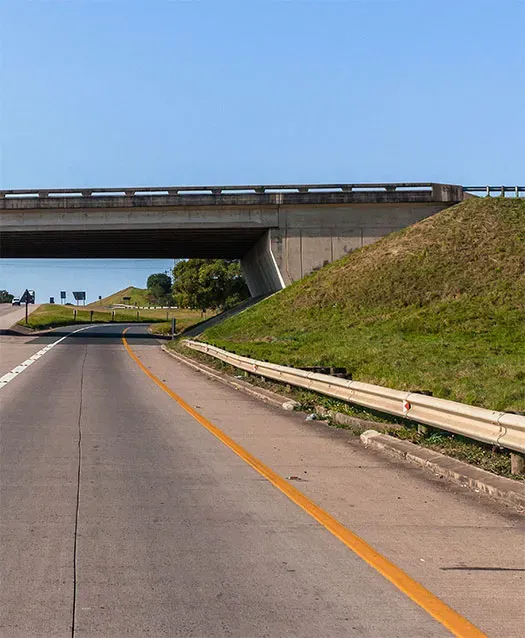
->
0, 303, 40, 329
0, 303, 18, 317
1, 324, 523, 636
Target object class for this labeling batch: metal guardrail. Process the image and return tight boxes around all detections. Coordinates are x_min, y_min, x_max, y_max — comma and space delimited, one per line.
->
464, 186, 524, 197
183, 340, 525, 454
0, 182, 436, 198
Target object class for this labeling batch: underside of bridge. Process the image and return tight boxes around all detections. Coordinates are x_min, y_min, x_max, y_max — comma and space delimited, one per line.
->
0, 228, 267, 259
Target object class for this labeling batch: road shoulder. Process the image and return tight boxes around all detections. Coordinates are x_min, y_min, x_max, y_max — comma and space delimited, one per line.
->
128, 339, 525, 637
162, 344, 525, 512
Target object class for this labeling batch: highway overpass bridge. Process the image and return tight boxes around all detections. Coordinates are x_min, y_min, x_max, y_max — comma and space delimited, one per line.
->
0, 182, 467, 296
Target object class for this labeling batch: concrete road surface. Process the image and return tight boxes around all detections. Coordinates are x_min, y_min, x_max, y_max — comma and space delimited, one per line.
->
1, 324, 523, 637
0, 302, 40, 330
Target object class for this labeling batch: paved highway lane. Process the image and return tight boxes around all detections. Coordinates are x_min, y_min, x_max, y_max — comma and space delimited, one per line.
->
1, 325, 522, 637
1, 325, 450, 637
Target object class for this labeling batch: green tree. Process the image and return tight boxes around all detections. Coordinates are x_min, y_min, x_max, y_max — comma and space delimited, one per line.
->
172, 259, 249, 311
0, 290, 14, 303
146, 273, 172, 304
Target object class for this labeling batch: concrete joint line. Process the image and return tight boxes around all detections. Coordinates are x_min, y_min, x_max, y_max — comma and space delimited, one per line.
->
71, 348, 88, 637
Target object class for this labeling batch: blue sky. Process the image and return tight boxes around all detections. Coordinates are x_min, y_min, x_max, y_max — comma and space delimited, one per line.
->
1, 0, 524, 302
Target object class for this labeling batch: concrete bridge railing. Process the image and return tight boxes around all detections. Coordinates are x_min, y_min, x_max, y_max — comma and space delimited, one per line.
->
1, 183, 522, 200
0, 182, 456, 199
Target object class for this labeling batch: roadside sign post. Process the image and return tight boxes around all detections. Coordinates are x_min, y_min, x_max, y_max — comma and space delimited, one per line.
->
60, 291, 66, 304
20, 289, 31, 325
73, 291, 86, 306
171, 318, 176, 339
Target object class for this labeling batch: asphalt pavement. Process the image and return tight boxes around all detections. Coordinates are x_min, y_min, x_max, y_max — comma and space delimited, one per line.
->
0, 302, 40, 330
1, 324, 523, 637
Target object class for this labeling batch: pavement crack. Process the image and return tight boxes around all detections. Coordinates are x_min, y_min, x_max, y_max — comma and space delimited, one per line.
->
71, 347, 88, 638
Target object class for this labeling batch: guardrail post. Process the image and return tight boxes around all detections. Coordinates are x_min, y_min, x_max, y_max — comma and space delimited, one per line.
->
510, 452, 525, 475
485, 186, 491, 197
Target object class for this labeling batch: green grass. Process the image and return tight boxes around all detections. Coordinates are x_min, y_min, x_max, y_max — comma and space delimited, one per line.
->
148, 310, 213, 335
18, 304, 203, 331
201, 198, 525, 412
87, 286, 152, 308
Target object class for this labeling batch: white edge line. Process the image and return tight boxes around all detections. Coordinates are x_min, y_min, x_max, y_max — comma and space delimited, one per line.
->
0, 324, 111, 391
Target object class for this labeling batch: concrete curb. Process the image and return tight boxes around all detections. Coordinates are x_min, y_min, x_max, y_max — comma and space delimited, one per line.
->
161, 345, 525, 511
0, 325, 60, 336
361, 430, 525, 510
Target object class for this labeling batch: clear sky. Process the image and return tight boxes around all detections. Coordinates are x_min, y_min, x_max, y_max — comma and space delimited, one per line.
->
1, 0, 524, 302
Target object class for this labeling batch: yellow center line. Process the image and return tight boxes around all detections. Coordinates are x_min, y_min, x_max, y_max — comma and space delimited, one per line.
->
122, 328, 486, 638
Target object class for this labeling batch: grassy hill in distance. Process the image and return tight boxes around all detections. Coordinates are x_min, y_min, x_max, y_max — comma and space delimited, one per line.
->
201, 198, 525, 412
88, 286, 151, 307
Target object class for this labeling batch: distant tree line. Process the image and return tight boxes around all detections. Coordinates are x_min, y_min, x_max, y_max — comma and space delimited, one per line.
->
0, 290, 14, 303
146, 273, 172, 305
145, 259, 250, 311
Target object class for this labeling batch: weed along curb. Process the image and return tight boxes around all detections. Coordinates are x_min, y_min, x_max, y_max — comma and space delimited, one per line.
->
161, 345, 525, 511
360, 431, 525, 510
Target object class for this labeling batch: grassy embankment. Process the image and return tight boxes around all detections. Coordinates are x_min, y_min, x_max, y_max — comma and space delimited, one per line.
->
193, 198, 524, 413
19, 304, 203, 332
87, 286, 153, 308
171, 197, 525, 477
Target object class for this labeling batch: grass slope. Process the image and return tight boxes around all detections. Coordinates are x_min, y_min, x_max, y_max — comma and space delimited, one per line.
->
88, 286, 151, 307
202, 198, 525, 411
20, 305, 202, 331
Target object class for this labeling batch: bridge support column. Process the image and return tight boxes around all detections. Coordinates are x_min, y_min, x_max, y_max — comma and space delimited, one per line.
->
241, 231, 285, 297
